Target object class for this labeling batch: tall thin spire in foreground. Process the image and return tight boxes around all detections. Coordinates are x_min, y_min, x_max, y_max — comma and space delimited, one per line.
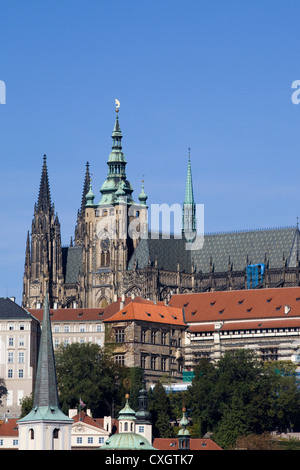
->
33, 289, 59, 408
18, 290, 72, 450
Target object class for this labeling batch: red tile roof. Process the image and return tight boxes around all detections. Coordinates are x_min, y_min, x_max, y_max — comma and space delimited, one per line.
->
153, 437, 222, 450
72, 412, 104, 429
169, 287, 300, 324
103, 301, 186, 326
28, 297, 157, 323
29, 307, 110, 322
0, 418, 18, 436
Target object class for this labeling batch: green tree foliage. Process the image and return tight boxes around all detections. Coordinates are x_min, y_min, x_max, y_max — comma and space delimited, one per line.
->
19, 393, 33, 418
187, 350, 300, 449
0, 377, 7, 406
148, 381, 175, 438
55, 342, 122, 416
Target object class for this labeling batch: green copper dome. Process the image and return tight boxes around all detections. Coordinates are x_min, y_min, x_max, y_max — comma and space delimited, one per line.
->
100, 432, 154, 450
100, 393, 154, 450
138, 180, 148, 206
85, 182, 95, 206
118, 394, 136, 421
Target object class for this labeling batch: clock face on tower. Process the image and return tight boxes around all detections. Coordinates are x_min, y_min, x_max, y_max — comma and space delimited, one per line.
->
101, 238, 110, 252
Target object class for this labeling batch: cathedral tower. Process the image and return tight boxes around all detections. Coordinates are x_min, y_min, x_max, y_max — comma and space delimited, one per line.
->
80, 107, 148, 307
22, 155, 64, 309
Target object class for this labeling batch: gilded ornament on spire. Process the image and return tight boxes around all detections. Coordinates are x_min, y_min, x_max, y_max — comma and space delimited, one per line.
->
115, 98, 120, 113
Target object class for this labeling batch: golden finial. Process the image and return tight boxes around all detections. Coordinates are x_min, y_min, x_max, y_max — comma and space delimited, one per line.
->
115, 98, 120, 113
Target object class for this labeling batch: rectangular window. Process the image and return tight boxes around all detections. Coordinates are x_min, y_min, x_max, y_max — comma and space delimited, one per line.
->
99, 437, 104, 444
8, 352, 13, 363
54, 325, 60, 333
151, 356, 156, 370
8, 369, 13, 378
8, 337, 13, 347
161, 331, 167, 345
18, 369, 24, 378
64, 325, 70, 333
115, 328, 125, 343
19, 337, 25, 347
76, 437, 82, 444
141, 329, 146, 343
161, 357, 167, 371
141, 355, 147, 369
88, 437, 93, 444
115, 354, 125, 366
151, 330, 156, 344
18, 352, 24, 364
138, 425, 145, 433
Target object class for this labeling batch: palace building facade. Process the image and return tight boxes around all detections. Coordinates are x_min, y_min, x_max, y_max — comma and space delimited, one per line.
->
22, 108, 300, 310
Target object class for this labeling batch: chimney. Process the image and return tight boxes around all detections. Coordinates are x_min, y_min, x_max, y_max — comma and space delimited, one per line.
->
120, 294, 125, 310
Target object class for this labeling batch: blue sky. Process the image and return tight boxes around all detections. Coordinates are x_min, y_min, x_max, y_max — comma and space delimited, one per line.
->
1, 0, 300, 303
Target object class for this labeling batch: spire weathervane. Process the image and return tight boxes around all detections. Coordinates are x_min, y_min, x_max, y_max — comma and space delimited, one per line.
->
115, 98, 120, 113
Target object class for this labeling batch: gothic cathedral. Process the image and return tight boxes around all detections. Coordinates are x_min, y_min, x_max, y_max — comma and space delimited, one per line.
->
23, 107, 300, 310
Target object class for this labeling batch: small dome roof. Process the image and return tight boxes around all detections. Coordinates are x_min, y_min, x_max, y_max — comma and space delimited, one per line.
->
100, 432, 154, 450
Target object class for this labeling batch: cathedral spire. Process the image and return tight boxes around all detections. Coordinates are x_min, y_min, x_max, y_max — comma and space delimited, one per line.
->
99, 106, 135, 206
182, 149, 196, 239
184, 148, 195, 206
80, 161, 91, 216
37, 154, 52, 213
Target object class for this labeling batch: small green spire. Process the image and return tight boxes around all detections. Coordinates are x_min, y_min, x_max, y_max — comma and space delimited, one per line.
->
86, 180, 95, 206
178, 407, 190, 450
182, 149, 196, 237
184, 148, 195, 205
138, 179, 148, 205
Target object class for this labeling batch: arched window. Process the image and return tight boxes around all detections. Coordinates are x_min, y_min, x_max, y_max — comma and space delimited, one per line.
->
30, 428, 34, 440
53, 428, 59, 439
124, 422, 128, 432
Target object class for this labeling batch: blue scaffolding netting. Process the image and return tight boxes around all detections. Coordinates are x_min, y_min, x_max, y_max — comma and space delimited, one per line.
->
247, 263, 265, 289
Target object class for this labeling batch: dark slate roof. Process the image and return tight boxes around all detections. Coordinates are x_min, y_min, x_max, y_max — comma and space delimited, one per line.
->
62, 246, 83, 284
128, 227, 299, 274
128, 237, 191, 272
0, 298, 34, 320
